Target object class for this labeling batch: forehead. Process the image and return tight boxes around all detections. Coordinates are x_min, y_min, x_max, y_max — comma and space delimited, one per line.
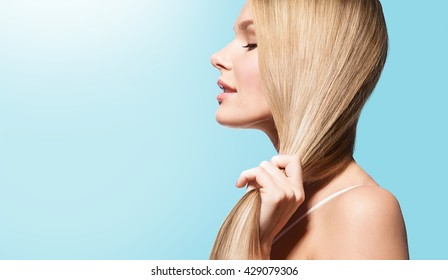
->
238, 2, 252, 20
233, 2, 254, 31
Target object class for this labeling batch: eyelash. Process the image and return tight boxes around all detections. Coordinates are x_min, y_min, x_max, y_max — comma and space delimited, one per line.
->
242, 43, 257, 51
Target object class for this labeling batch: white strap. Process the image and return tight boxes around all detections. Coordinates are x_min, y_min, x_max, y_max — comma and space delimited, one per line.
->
272, 184, 373, 244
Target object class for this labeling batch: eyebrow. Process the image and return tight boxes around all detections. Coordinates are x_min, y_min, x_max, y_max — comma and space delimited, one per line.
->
239, 19, 254, 30
233, 19, 254, 32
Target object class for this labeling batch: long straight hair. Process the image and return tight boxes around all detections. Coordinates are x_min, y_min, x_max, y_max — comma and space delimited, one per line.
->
210, 0, 389, 259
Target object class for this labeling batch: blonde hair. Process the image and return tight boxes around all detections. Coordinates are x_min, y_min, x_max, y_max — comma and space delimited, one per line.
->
210, 0, 388, 259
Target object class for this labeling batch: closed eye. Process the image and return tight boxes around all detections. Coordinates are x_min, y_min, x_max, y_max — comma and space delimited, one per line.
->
242, 43, 257, 51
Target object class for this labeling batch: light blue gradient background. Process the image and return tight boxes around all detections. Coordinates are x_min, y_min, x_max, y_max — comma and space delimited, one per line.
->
0, 0, 446, 260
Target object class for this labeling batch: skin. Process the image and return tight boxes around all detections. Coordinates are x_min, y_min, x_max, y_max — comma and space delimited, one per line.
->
211, 1, 409, 260
211, 2, 278, 149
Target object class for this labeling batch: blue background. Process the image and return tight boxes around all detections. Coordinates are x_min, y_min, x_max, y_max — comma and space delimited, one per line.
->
0, 0, 446, 259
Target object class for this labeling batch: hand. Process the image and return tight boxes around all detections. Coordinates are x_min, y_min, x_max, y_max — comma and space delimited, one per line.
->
235, 154, 305, 258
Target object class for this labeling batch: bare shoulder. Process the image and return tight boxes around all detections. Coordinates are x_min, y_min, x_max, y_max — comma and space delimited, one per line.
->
337, 185, 403, 224
313, 185, 409, 259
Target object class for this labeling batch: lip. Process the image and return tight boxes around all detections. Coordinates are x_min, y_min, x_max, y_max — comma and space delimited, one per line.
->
217, 79, 237, 93
216, 79, 237, 103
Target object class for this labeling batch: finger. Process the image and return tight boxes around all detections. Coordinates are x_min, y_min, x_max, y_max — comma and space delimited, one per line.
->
260, 160, 296, 198
270, 154, 304, 201
236, 167, 272, 189
236, 167, 276, 190
259, 160, 288, 183
236, 167, 257, 188
270, 154, 302, 180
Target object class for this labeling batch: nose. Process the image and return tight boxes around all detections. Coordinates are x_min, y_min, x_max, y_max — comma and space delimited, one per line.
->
211, 48, 232, 71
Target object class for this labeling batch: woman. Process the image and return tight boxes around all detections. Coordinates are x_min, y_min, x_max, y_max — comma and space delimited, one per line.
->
210, 0, 409, 260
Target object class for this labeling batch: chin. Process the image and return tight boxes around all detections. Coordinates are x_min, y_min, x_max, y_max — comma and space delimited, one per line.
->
215, 109, 249, 128
215, 114, 243, 128
215, 110, 270, 130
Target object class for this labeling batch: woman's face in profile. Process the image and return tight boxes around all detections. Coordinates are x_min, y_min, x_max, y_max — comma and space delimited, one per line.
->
211, 2, 273, 131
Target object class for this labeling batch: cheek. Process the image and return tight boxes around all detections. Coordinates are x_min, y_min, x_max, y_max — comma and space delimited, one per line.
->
234, 55, 263, 101
215, 51, 273, 128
